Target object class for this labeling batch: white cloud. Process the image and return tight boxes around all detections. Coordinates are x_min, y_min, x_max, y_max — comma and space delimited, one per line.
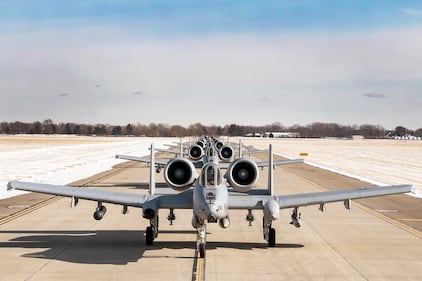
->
364, 92, 385, 98
401, 8, 422, 16
1, 25, 421, 128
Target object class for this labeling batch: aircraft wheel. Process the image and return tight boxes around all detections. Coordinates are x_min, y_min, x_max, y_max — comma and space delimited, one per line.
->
268, 228, 276, 247
93, 211, 102, 221
199, 243, 206, 258
146, 226, 154, 245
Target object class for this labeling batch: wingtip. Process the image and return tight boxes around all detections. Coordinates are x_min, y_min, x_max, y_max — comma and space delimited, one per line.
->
7, 181, 14, 191
410, 185, 416, 194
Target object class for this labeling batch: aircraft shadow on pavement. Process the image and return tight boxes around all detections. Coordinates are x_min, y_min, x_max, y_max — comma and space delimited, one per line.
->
0, 230, 303, 264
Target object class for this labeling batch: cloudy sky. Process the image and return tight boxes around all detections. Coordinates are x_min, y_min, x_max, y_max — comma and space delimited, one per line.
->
0, 1, 421, 129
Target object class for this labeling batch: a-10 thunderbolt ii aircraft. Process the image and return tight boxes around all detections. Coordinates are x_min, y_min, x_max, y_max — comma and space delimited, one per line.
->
7, 138, 413, 258
116, 136, 267, 172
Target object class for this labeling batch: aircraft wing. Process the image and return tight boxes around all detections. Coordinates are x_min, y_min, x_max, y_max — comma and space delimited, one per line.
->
218, 162, 230, 169
228, 184, 413, 209
256, 158, 304, 167
242, 149, 267, 155
164, 144, 189, 149
154, 148, 180, 154
215, 159, 303, 170
7, 181, 193, 209
116, 154, 169, 166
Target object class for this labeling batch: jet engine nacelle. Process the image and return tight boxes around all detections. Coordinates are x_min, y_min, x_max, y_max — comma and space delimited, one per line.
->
218, 145, 234, 161
189, 144, 204, 161
164, 157, 197, 192
215, 140, 224, 150
196, 139, 206, 148
225, 158, 259, 192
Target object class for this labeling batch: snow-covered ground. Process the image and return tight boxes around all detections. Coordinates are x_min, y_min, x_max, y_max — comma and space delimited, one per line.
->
1, 136, 421, 200
244, 138, 422, 199
0, 136, 177, 199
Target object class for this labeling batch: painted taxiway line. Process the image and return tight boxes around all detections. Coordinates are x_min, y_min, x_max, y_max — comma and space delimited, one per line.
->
355, 202, 422, 238
283, 162, 422, 239
0, 196, 61, 225
0, 161, 139, 226
78, 160, 140, 187
397, 218, 422, 222
192, 248, 206, 281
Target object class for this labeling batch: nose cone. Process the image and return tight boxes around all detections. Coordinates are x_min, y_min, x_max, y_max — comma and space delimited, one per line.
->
205, 203, 225, 222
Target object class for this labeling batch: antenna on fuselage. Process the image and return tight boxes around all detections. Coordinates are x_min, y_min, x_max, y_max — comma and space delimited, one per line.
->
268, 144, 274, 196
149, 143, 156, 195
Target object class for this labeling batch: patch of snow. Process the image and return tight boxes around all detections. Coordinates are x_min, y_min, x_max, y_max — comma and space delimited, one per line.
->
247, 139, 422, 199
1, 136, 177, 199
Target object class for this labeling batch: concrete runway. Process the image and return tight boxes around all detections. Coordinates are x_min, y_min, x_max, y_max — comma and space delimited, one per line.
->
0, 150, 421, 280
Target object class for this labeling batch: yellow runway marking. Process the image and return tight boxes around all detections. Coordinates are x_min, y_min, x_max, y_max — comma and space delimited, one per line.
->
355, 202, 422, 238
0, 196, 61, 225
397, 218, 422, 222
292, 172, 422, 238
192, 248, 206, 281
0, 161, 140, 226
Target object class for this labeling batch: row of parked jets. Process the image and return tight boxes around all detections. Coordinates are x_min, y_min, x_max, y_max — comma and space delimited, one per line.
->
8, 136, 413, 258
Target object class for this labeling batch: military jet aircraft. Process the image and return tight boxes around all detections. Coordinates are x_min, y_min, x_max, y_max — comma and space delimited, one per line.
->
7, 139, 413, 258
116, 136, 282, 171
138, 136, 235, 162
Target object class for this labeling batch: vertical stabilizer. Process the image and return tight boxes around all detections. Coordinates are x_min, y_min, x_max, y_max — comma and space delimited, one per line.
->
239, 139, 243, 158
180, 138, 183, 157
268, 144, 274, 196
149, 143, 156, 195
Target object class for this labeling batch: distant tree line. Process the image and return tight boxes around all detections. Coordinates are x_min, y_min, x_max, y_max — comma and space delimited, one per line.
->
0, 119, 421, 139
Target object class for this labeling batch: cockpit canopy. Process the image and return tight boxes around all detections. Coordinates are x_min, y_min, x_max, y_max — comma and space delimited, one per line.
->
200, 163, 222, 186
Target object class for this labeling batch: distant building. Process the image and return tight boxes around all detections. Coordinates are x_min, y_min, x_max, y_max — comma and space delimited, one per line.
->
393, 135, 421, 140
245, 133, 262, 137
264, 132, 300, 138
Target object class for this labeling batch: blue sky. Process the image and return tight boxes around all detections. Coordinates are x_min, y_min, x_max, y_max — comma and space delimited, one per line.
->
1, 1, 421, 34
1, 1, 421, 129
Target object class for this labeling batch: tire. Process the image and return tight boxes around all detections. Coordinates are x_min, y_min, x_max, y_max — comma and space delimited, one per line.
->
146, 226, 154, 246
199, 243, 206, 258
268, 228, 276, 247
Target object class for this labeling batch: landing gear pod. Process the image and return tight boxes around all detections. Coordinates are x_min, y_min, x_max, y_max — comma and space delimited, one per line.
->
93, 203, 107, 220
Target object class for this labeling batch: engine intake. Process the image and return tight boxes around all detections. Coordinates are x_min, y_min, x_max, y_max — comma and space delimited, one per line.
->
189, 145, 204, 161
226, 158, 259, 192
196, 140, 206, 148
143, 208, 156, 219
219, 145, 234, 161
215, 141, 224, 150
164, 158, 197, 191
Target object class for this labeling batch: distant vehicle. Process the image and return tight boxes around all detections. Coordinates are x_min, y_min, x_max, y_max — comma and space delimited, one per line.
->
245, 133, 262, 137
